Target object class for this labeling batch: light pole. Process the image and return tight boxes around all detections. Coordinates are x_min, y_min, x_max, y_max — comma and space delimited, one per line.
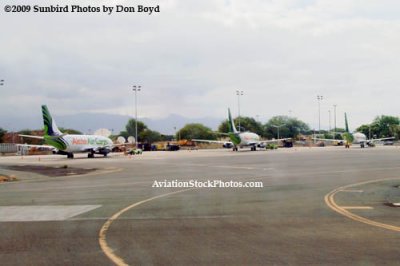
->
333, 104, 337, 139
174, 126, 180, 141
272, 124, 285, 140
369, 124, 371, 139
174, 127, 176, 141
133, 85, 141, 147
328, 110, 331, 133
317, 95, 323, 134
387, 123, 391, 138
236, 90, 243, 132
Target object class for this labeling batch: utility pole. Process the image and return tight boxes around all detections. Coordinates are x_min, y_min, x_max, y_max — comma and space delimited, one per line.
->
317, 95, 323, 134
132, 85, 141, 148
272, 124, 285, 140
333, 104, 337, 139
236, 90, 244, 132
328, 110, 331, 133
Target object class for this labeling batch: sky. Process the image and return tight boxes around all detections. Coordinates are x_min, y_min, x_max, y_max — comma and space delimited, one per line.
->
1, 0, 400, 132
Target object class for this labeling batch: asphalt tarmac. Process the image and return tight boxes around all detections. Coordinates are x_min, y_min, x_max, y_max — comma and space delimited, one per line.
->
1, 146, 400, 265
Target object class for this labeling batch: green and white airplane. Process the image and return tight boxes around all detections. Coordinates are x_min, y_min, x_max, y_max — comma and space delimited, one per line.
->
193, 108, 290, 151
314, 113, 394, 148
19, 105, 114, 159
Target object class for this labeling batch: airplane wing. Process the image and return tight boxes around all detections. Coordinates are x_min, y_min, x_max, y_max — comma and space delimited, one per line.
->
312, 137, 346, 146
312, 137, 344, 143
191, 139, 233, 148
19, 133, 67, 140
367, 137, 395, 143
261, 138, 292, 144
191, 139, 226, 144
257, 138, 292, 147
18, 134, 44, 140
16, 143, 54, 149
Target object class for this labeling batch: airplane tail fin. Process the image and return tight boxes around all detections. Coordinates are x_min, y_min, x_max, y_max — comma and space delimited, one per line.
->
342, 113, 354, 144
228, 108, 238, 133
42, 105, 63, 136
344, 112, 349, 133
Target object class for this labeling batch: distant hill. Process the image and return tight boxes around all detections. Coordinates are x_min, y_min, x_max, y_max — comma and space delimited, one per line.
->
1, 113, 224, 135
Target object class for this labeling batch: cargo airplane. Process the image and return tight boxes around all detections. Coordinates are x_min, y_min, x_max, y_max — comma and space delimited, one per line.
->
193, 108, 290, 151
19, 105, 114, 159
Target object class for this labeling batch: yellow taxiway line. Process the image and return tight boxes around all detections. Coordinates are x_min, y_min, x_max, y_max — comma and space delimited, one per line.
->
325, 177, 400, 233
341, 206, 373, 210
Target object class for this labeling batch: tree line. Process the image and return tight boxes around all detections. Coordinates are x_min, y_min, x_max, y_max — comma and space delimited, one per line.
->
1, 115, 400, 143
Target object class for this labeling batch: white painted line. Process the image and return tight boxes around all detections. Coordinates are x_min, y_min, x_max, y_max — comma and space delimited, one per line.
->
214, 165, 254, 170
72, 214, 237, 221
0, 205, 101, 222
99, 188, 195, 266
341, 206, 373, 210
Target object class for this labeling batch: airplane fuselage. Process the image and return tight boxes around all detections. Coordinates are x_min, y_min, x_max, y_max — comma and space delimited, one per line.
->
45, 134, 113, 153
238, 132, 260, 146
352, 132, 367, 144
229, 131, 260, 147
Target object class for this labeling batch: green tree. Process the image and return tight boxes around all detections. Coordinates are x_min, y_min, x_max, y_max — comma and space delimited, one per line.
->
160, 134, 174, 141
140, 129, 162, 143
356, 124, 371, 138
323, 133, 334, 139
218, 117, 263, 136
264, 116, 310, 139
124, 119, 148, 142
178, 123, 216, 140
59, 127, 82, 134
119, 130, 129, 139
356, 115, 400, 139
108, 135, 119, 142
328, 127, 345, 140
18, 129, 32, 136
0, 127, 6, 143
18, 129, 43, 145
